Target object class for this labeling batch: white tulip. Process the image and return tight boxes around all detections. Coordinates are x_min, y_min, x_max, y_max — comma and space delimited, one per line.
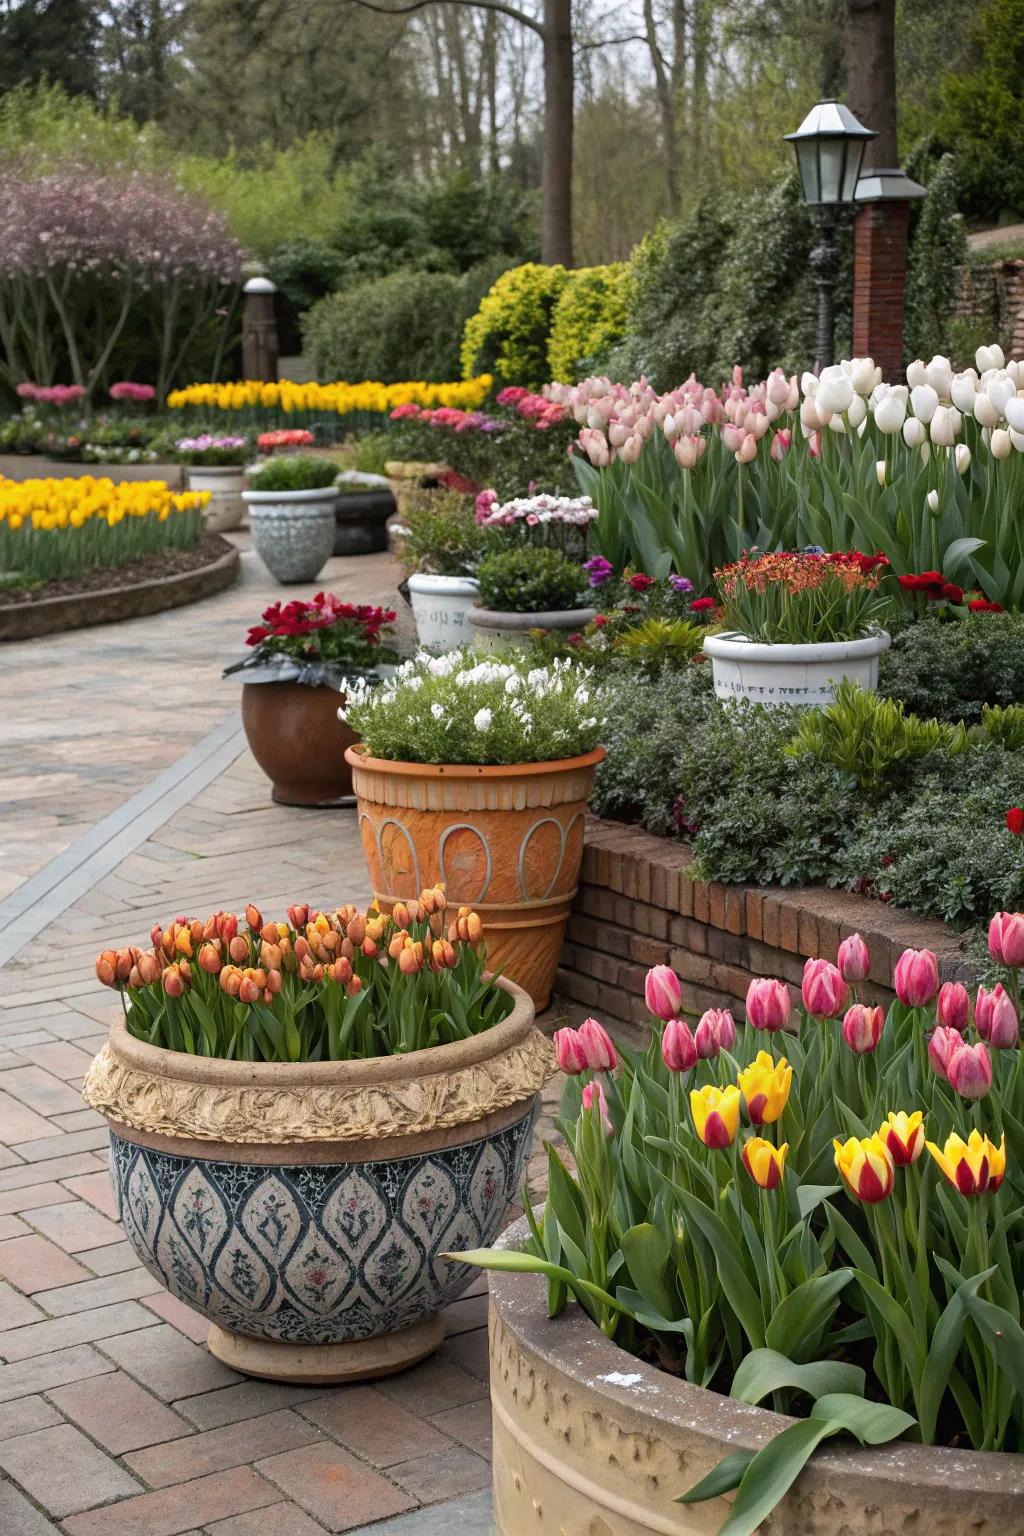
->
974, 392, 1002, 428
976, 344, 1006, 373
906, 359, 928, 388
927, 489, 940, 513
910, 384, 939, 423
991, 428, 1012, 460
930, 405, 960, 446
845, 357, 881, 395
1011, 429, 1024, 453
925, 355, 953, 398
951, 371, 978, 412
1005, 396, 1024, 432
876, 460, 886, 487
801, 371, 819, 399
848, 395, 867, 428
874, 389, 908, 434
919, 441, 932, 464
955, 444, 971, 474
986, 373, 1015, 415
903, 417, 927, 448
816, 364, 855, 416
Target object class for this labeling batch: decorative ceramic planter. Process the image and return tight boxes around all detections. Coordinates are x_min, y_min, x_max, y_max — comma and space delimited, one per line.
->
242, 487, 339, 583
185, 465, 246, 533
241, 681, 360, 805
489, 1213, 1024, 1535
703, 629, 891, 708
407, 573, 480, 650
82, 980, 550, 1385
467, 605, 598, 654
346, 745, 605, 1009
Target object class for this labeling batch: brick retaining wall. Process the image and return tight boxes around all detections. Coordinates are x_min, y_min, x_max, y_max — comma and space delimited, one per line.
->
556, 817, 975, 1033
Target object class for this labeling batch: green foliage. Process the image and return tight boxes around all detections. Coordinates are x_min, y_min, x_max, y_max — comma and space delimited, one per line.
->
395, 492, 488, 576
787, 682, 967, 793
461, 262, 569, 388
878, 613, 1024, 723
715, 556, 892, 644
303, 271, 468, 384
0, 0, 97, 99
613, 617, 705, 668
476, 545, 586, 613
904, 155, 968, 362
933, 0, 1024, 220
547, 265, 630, 383
178, 137, 350, 258
245, 455, 338, 491
978, 703, 1024, 750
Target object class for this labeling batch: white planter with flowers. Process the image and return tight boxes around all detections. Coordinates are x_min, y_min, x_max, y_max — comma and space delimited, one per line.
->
407, 573, 481, 649
185, 466, 246, 532
703, 629, 890, 707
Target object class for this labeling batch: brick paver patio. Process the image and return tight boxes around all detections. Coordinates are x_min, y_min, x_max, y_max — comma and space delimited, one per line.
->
0, 536, 562, 1534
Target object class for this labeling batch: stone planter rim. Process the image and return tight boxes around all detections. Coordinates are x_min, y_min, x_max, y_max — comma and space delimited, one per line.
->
242, 486, 341, 504
702, 629, 891, 665
184, 464, 246, 477
345, 743, 606, 782
468, 605, 598, 632
492, 1212, 1024, 1502
407, 572, 480, 595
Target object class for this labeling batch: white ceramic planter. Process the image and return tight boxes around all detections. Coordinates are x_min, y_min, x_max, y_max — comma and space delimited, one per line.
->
467, 606, 597, 654
703, 629, 891, 707
185, 465, 245, 533
407, 573, 480, 649
242, 487, 340, 584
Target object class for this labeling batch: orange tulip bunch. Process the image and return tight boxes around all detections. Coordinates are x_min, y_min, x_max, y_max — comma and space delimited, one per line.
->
95, 889, 510, 1062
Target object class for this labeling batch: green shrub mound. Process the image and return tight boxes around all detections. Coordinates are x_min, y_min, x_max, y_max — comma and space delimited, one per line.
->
461, 262, 569, 388
246, 455, 339, 492
476, 546, 587, 614
878, 613, 1024, 723
547, 264, 630, 383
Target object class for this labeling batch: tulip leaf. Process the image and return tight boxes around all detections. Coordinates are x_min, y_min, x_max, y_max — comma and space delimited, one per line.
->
675, 1449, 755, 1504
796, 1184, 841, 1220
664, 1180, 767, 1348
764, 1270, 855, 1362
852, 1271, 924, 1376
730, 1349, 865, 1406
620, 1223, 678, 1322
615, 1287, 693, 1338
963, 1294, 1024, 1400
696, 1418, 837, 1535
918, 1270, 993, 1444
809, 1394, 916, 1442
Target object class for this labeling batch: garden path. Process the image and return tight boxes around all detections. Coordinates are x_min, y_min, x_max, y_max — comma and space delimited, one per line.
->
0, 537, 561, 1534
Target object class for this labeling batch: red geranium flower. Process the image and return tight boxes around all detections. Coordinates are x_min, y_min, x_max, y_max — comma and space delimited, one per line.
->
628, 573, 655, 592
691, 597, 716, 612
968, 598, 1004, 613
940, 583, 963, 604
1006, 808, 1024, 836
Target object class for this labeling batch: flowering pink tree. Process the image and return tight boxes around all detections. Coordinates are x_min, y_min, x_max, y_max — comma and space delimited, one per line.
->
0, 164, 243, 399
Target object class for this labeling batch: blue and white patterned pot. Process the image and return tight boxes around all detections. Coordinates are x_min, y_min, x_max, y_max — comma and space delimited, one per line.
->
83, 979, 552, 1381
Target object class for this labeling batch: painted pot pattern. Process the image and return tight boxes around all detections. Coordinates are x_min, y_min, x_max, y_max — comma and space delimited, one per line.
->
108, 1111, 533, 1344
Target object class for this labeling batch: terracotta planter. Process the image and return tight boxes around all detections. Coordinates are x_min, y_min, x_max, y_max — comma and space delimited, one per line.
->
489, 1214, 1024, 1535
82, 981, 551, 1385
241, 682, 359, 806
346, 745, 605, 1009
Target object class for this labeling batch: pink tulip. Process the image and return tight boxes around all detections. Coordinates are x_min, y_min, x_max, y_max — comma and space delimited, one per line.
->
711, 1007, 737, 1050
646, 965, 682, 1022
947, 1040, 992, 1100
554, 1026, 588, 1075
745, 976, 791, 1032
936, 981, 970, 1032
988, 911, 1024, 967
662, 1017, 698, 1073
582, 1079, 614, 1136
893, 947, 940, 1008
735, 432, 758, 464
837, 933, 870, 983
975, 984, 1019, 1049
769, 429, 792, 462
618, 433, 643, 465
928, 1025, 964, 1080
842, 1004, 885, 1054
578, 1017, 618, 1072
801, 958, 849, 1019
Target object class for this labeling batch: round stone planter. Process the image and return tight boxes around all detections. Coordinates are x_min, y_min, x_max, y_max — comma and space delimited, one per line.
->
703, 629, 891, 708
333, 488, 396, 557
467, 605, 598, 654
489, 1213, 1024, 1535
241, 681, 360, 805
407, 573, 481, 650
185, 465, 246, 533
82, 980, 551, 1385
346, 745, 605, 1009
242, 487, 340, 583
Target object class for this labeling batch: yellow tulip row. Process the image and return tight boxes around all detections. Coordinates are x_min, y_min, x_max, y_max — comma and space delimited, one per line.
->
0, 476, 209, 533
166, 376, 495, 414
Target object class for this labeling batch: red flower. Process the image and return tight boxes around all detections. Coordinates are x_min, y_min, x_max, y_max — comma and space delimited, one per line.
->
628, 573, 655, 592
969, 598, 1004, 613
1007, 808, 1024, 836
592, 614, 608, 628
691, 597, 716, 612
940, 583, 964, 604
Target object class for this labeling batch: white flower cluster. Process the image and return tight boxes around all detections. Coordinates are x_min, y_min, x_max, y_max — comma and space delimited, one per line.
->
481, 493, 598, 529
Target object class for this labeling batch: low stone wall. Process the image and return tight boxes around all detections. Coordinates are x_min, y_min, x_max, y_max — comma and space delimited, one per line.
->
0, 455, 184, 487
556, 816, 974, 1032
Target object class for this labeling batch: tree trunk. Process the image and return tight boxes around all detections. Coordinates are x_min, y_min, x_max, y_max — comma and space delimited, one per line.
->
542, 0, 573, 265
843, 0, 897, 166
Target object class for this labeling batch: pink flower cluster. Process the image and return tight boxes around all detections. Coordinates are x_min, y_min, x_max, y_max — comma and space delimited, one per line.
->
389, 403, 506, 435
495, 384, 567, 432
16, 382, 85, 406
109, 382, 156, 402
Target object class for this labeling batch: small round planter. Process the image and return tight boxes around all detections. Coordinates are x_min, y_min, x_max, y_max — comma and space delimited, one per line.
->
241, 681, 359, 805
185, 465, 246, 533
346, 745, 605, 1010
489, 1214, 1024, 1535
82, 980, 551, 1385
242, 487, 340, 583
467, 605, 598, 654
703, 629, 891, 708
333, 489, 396, 557
407, 573, 481, 650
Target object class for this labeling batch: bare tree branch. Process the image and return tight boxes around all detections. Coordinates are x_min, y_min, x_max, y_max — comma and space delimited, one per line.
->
344, 0, 543, 39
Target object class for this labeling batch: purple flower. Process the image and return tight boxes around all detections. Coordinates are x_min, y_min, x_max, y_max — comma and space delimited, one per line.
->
669, 574, 694, 594
583, 556, 614, 588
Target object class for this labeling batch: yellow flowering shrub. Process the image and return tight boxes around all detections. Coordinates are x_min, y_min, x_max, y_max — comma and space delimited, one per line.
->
0, 476, 208, 585
166, 377, 493, 414
460, 263, 569, 388
547, 264, 631, 383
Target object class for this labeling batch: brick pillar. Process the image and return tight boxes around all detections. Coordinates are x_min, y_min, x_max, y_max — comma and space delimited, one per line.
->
852, 200, 910, 381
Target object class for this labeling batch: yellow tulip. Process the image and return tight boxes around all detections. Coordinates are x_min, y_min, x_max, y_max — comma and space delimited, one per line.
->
833, 1135, 894, 1203
690, 1084, 741, 1149
926, 1129, 1005, 1196
737, 1050, 793, 1126
878, 1110, 925, 1167
741, 1137, 788, 1189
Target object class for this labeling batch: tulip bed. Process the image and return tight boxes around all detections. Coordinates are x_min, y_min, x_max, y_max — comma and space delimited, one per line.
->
466, 930, 1024, 1530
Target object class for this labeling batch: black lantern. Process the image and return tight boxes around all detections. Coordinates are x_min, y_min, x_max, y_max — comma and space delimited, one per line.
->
785, 100, 876, 370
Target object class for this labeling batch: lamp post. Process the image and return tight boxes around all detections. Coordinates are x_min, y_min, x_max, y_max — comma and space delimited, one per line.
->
785, 100, 876, 372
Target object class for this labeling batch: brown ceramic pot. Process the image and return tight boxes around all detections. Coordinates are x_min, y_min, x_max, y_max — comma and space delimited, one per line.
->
346, 745, 605, 1009
242, 682, 358, 806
